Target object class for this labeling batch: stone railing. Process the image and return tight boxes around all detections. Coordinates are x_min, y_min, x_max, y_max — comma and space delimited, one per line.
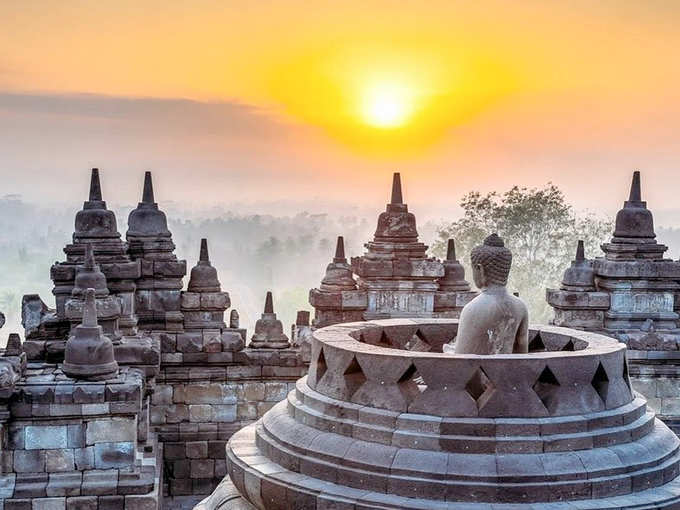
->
307, 319, 633, 417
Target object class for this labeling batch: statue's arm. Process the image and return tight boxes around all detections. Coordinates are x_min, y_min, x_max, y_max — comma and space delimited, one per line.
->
454, 305, 474, 353
514, 307, 529, 353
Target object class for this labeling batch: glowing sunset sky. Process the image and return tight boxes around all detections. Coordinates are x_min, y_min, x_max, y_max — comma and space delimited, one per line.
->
1, 1, 679, 219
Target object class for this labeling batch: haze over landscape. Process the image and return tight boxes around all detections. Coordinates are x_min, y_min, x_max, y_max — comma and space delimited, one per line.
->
2, 1, 680, 336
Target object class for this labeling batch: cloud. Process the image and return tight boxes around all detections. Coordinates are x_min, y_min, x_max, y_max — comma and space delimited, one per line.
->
0, 92, 285, 139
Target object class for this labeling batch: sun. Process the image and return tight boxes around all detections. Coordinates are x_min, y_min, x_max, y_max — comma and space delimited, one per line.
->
361, 82, 413, 128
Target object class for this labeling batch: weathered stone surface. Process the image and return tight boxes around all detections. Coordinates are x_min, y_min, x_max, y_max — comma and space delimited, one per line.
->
25, 426, 68, 450
45, 450, 75, 472
93, 442, 134, 469
86, 418, 136, 444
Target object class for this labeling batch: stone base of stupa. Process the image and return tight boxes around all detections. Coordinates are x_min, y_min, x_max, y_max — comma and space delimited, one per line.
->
198, 320, 680, 510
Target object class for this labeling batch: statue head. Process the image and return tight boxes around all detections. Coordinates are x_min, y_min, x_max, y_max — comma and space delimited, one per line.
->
470, 234, 512, 289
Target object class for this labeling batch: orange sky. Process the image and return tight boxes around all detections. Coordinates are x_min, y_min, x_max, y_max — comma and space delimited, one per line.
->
1, 1, 680, 220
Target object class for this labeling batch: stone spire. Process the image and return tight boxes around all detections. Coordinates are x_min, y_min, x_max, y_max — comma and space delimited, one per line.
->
250, 291, 290, 349
72, 244, 109, 297
127, 171, 171, 238
334, 235, 346, 262
187, 239, 221, 292
603, 170, 666, 261
74, 168, 120, 241
89, 168, 102, 201
391, 172, 403, 205
438, 239, 471, 292
613, 171, 655, 240
142, 170, 155, 203
561, 240, 595, 291
63, 288, 118, 380
320, 236, 357, 292
372, 172, 418, 242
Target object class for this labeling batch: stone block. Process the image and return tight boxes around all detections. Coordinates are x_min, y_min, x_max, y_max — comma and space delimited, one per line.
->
202, 330, 222, 352
46, 473, 82, 497
176, 332, 203, 353
213, 405, 237, 423
186, 441, 208, 459
151, 384, 173, 405
237, 403, 258, 420
184, 384, 222, 404
25, 426, 68, 450
165, 404, 189, 424
200, 292, 230, 310
14, 450, 45, 473
73, 448, 94, 471
264, 383, 289, 402
31, 498, 65, 510
93, 442, 135, 469
45, 450, 75, 472
67, 425, 85, 449
172, 460, 190, 478
9, 427, 25, 449
158, 333, 177, 353
657, 378, 680, 398
220, 331, 244, 352
86, 418, 136, 444
124, 494, 157, 510
164, 443, 186, 460
72, 386, 105, 405
81, 404, 109, 416
66, 496, 97, 510
190, 459, 215, 479
243, 382, 265, 401
98, 496, 124, 510
180, 293, 201, 310
5, 500, 31, 510
215, 459, 227, 477
189, 405, 212, 422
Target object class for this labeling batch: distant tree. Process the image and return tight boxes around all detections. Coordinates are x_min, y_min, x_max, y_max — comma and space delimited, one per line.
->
432, 184, 612, 322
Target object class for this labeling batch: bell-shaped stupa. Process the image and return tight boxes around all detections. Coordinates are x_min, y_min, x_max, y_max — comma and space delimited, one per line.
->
63, 288, 119, 380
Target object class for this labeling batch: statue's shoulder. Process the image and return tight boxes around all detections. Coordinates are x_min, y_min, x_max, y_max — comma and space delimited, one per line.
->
508, 293, 529, 317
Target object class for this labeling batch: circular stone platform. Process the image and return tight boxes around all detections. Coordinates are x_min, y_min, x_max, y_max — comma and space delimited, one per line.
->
199, 319, 680, 509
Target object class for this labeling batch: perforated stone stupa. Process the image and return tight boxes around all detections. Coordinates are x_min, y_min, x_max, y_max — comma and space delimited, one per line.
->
199, 318, 680, 510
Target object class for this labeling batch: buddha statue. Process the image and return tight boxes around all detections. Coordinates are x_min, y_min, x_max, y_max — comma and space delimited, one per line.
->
445, 234, 528, 354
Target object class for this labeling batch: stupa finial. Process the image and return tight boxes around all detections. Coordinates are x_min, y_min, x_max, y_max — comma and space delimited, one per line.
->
199, 238, 210, 263
629, 170, 641, 203
446, 239, 456, 261
575, 240, 585, 262
83, 243, 95, 270
334, 236, 346, 262
89, 168, 102, 201
142, 171, 155, 204
82, 288, 98, 328
264, 291, 274, 314
390, 172, 403, 205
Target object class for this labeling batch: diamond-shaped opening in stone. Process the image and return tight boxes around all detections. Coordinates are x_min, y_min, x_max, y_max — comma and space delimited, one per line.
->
465, 367, 493, 402
398, 362, 427, 395
561, 339, 576, 351
404, 330, 432, 352
592, 362, 609, 404
528, 332, 546, 352
377, 331, 393, 348
314, 348, 328, 385
622, 355, 632, 391
533, 365, 560, 413
343, 356, 367, 397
